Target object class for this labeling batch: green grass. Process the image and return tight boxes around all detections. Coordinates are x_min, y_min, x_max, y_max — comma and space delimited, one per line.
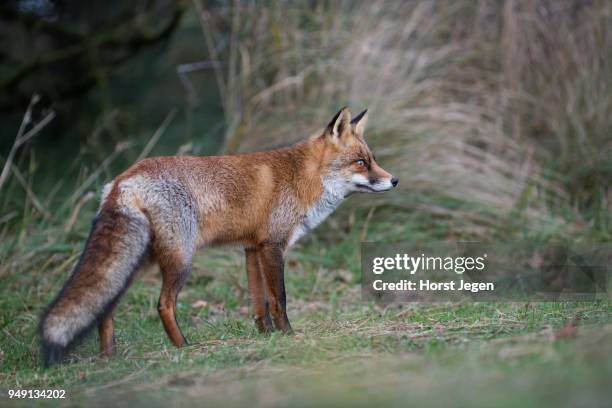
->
0, 211, 611, 406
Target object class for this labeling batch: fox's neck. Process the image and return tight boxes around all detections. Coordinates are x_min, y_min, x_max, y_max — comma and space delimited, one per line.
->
283, 137, 348, 245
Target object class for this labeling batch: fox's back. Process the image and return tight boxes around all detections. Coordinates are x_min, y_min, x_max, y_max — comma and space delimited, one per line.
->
101, 146, 317, 247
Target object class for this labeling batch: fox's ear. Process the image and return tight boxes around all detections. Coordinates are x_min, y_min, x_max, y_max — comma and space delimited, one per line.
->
325, 107, 352, 142
350, 109, 368, 138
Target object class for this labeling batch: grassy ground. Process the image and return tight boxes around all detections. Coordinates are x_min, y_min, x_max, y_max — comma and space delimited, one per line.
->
0, 212, 611, 407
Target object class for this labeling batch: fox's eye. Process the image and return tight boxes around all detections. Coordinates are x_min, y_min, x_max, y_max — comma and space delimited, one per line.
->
356, 160, 366, 167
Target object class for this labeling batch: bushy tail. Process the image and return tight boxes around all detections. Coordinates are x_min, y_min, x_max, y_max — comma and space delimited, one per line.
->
40, 207, 150, 367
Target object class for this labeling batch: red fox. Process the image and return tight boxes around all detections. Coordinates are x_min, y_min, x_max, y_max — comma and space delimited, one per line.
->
39, 107, 397, 366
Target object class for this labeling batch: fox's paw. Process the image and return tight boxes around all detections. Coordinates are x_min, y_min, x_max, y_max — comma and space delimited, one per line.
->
254, 315, 274, 334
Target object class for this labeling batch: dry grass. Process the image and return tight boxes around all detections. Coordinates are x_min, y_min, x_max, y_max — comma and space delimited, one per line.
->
1, 1, 609, 240
191, 0, 611, 238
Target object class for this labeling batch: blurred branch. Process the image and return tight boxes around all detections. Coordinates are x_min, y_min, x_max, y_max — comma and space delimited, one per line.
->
10, 163, 51, 219
136, 109, 178, 162
177, 60, 224, 105
0, 95, 55, 194
64, 191, 95, 233
193, 0, 228, 111
62, 140, 135, 210
250, 66, 315, 106
0, 211, 18, 225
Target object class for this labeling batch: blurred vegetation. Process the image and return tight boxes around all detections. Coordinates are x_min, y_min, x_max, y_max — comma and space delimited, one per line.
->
0, 0, 610, 241
0, 1, 611, 405
0, 0, 184, 112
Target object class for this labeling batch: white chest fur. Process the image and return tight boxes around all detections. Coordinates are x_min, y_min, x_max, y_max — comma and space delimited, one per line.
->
288, 178, 347, 246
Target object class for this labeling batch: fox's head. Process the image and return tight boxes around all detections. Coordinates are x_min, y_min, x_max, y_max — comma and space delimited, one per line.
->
318, 107, 398, 196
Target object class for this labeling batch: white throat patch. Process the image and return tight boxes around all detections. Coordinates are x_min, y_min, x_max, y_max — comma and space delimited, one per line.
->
288, 176, 348, 246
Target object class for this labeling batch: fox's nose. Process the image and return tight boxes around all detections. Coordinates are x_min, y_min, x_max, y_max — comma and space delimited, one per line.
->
391, 177, 399, 187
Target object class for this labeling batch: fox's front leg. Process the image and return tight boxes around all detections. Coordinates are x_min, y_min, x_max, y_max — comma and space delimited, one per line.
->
245, 247, 273, 333
258, 242, 293, 334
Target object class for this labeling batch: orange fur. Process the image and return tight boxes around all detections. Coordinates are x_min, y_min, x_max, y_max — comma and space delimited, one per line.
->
39, 107, 397, 366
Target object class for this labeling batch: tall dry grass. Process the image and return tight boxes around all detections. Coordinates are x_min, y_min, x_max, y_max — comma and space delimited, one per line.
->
194, 0, 611, 238
1, 0, 609, 243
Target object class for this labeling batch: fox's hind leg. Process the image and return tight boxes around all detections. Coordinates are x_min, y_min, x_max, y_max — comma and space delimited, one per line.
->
245, 247, 273, 333
157, 250, 193, 347
158, 252, 192, 347
149, 197, 198, 348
